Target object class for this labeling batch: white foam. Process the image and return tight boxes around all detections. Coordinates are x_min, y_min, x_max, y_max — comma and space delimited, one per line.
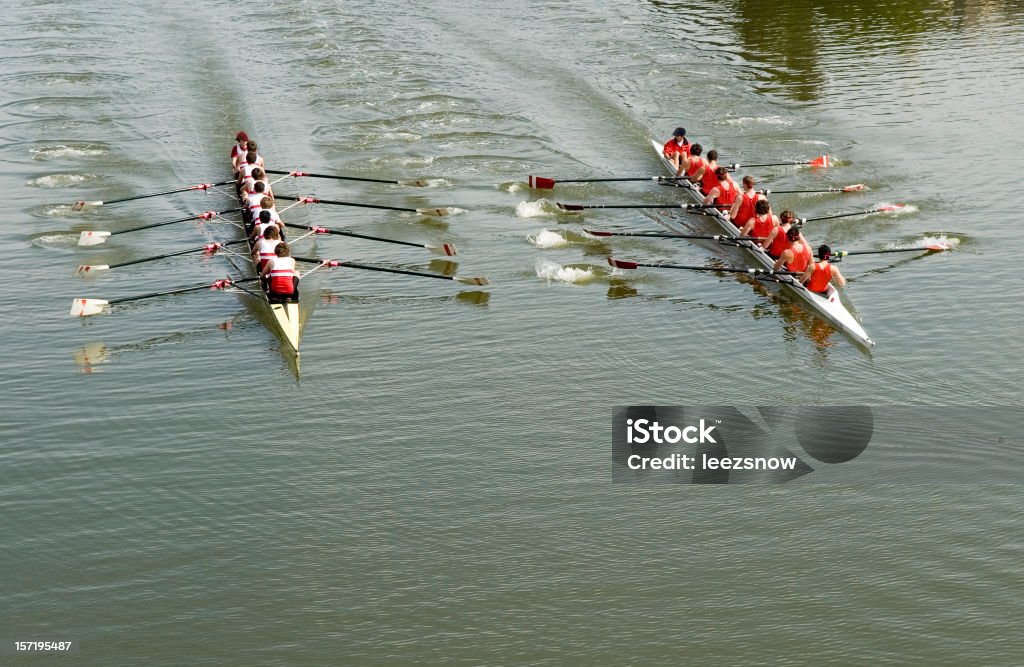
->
27, 173, 95, 188
535, 258, 596, 284
917, 234, 960, 249
500, 181, 527, 193
721, 115, 794, 127
30, 145, 106, 159
879, 202, 918, 216
527, 229, 569, 249
515, 199, 557, 218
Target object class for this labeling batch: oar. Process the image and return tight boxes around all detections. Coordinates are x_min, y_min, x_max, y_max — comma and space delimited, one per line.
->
281, 222, 457, 256
585, 229, 764, 241
607, 258, 796, 277
800, 204, 905, 223
834, 243, 951, 258
70, 278, 257, 317
275, 194, 454, 217
75, 240, 249, 275
77, 208, 242, 246
726, 156, 831, 170
71, 180, 236, 211
556, 202, 725, 212
527, 175, 688, 189
759, 184, 865, 194
264, 169, 430, 187
294, 257, 489, 285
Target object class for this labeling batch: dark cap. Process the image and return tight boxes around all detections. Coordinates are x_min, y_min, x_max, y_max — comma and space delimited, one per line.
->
673, 127, 686, 137
817, 244, 832, 260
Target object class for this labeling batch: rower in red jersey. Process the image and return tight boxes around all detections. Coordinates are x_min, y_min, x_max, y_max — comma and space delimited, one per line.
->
680, 143, 706, 180
772, 224, 812, 274
231, 131, 249, 171
739, 199, 778, 249
728, 175, 763, 230
261, 242, 299, 302
697, 150, 720, 195
703, 166, 738, 209
762, 209, 798, 259
801, 244, 846, 294
662, 127, 690, 173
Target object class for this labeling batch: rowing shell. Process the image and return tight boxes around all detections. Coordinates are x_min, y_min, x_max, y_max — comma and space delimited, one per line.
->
229, 165, 302, 353
648, 139, 874, 348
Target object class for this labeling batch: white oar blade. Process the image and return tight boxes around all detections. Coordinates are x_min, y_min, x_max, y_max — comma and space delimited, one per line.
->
71, 200, 102, 212
78, 230, 111, 246
416, 207, 452, 217
70, 298, 109, 317
454, 276, 490, 286
397, 179, 430, 187
427, 243, 459, 257
74, 264, 110, 276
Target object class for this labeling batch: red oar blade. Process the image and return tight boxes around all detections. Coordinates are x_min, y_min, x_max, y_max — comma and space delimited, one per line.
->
72, 200, 103, 212
809, 155, 831, 168
528, 175, 556, 189
877, 204, 906, 212
74, 264, 110, 276
924, 243, 952, 251
842, 184, 866, 192
607, 258, 639, 270
78, 230, 111, 246
70, 298, 109, 317
427, 243, 459, 257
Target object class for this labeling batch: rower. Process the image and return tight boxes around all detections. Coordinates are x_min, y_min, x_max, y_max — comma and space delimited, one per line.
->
772, 225, 812, 274
241, 167, 271, 197
729, 175, 763, 231
680, 143, 706, 181
703, 166, 738, 209
697, 150, 720, 195
739, 198, 778, 249
250, 209, 281, 242
244, 182, 271, 217
763, 209, 798, 259
662, 127, 690, 173
238, 151, 261, 183
801, 244, 846, 294
231, 131, 249, 173
252, 224, 282, 272
244, 141, 265, 169
261, 242, 299, 302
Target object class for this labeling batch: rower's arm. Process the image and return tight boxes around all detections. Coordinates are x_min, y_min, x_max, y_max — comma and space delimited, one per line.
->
799, 266, 814, 285
729, 196, 741, 221
703, 188, 719, 205
831, 265, 846, 287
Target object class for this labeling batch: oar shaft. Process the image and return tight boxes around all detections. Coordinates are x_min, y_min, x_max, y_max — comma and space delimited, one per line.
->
107, 240, 246, 269
282, 222, 424, 250
275, 194, 416, 213
264, 169, 402, 185
114, 207, 241, 235
294, 257, 455, 281
100, 180, 235, 205
105, 278, 254, 305
804, 208, 883, 222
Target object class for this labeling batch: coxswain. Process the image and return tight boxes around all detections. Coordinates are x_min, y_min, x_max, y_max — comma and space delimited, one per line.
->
801, 244, 846, 294
739, 198, 778, 249
772, 225, 812, 274
252, 224, 282, 272
703, 166, 738, 209
697, 150, 720, 195
261, 242, 299, 302
728, 175, 763, 230
231, 131, 249, 173
762, 210, 798, 259
662, 127, 690, 173
680, 143, 706, 180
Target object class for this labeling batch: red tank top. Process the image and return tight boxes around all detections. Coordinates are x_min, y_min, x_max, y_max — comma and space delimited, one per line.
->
685, 156, 706, 179
732, 191, 757, 227
768, 226, 791, 258
751, 213, 775, 240
700, 165, 720, 195
714, 178, 738, 208
787, 241, 812, 273
806, 261, 833, 292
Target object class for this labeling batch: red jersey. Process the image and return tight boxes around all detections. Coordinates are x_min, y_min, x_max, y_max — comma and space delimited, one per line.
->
685, 156, 706, 179
714, 178, 738, 208
786, 240, 812, 273
750, 213, 776, 240
731, 190, 758, 228
700, 166, 720, 196
767, 226, 791, 258
806, 261, 833, 293
663, 138, 690, 159
268, 256, 297, 294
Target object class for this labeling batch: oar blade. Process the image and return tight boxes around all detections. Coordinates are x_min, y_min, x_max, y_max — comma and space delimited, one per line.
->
427, 243, 459, 257
78, 230, 111, 246
842, 184, 866, 192
607, 258, 638, 270
924, 243, 952, 251
454, 276, 490, 286
527, 175, 556, 190
70, 298, 109, 317
584, 229, 613, 237
416, 207, 452, 217
877, 204, 906, 212
809, 155, 831, 168
74, 264, 110, 276
71, 200, 102, 212
397, 179, 431, 187
556, 203, 585, 211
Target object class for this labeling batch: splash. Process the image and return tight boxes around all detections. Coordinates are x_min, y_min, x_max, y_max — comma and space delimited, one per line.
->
721, 115, 794, 127
499, 181, 527, 193
30, 144, 107, 159
27, 173, 95, 188
527, 229, 570, 249
515, 199, 560, 218
31, 234, 79, 248
878, 202, 918, 215
535, 258, 596, 284
909, 234, 960, 250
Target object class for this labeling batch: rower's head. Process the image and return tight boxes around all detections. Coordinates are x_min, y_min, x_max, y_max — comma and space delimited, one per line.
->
253, 180, 266, 194
252, 167, 264, 181
275, 242, 290, 257
260, 196, 274, 210
817, 244, 832, 260
780, 210, 796, 225
247, 141, 258, 152
264, 225, 280, 239
235, 131, 248, 145
246, 150, 257, 165
690, 143, 702, 157
259, 210, 272, 224
755, 199, 771, 215
742, 175, 755, 190
673, 127, 686, 138
715, 166, 728, 179
786, 225, 802, 242
706, 149, 718, 162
